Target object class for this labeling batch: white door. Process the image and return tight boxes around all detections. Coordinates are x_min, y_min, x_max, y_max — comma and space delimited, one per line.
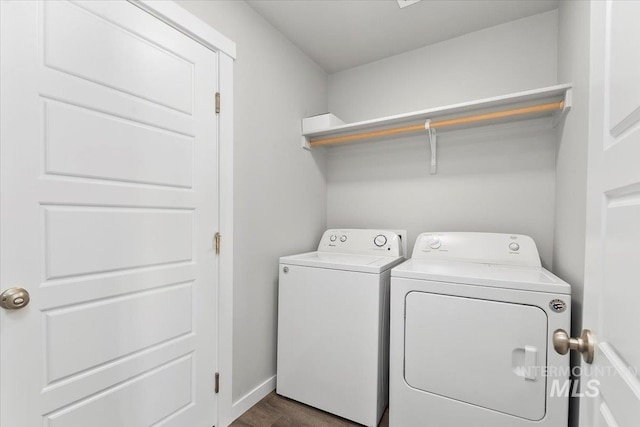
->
579, 0, 640, 425
0, 1, 219, 426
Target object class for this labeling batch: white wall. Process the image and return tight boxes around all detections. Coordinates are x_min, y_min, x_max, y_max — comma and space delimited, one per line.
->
555, 2, 591, 426
555, 0, 589, 334
327, 11, 559, 267
177, 0, 328, 405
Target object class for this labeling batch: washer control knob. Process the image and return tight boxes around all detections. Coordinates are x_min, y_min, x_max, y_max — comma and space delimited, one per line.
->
329, 234, 337, 242
374, 234, 387, 247
509, 242, 520, 252
340, 235, 347, 242
428, 237, 441, 249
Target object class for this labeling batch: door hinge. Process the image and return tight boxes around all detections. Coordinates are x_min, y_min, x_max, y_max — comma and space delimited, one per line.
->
215, 92, 220, 114
215, 232, 221, 255
214, 372, 220, 393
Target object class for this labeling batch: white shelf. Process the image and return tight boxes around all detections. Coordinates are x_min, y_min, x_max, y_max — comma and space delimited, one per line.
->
301, 84, 572, 150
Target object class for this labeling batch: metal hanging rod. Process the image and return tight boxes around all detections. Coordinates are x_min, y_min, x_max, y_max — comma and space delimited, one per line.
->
309, 101, 565, 148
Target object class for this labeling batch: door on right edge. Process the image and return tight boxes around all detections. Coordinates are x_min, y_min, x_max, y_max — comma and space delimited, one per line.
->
580, 1, 640, 426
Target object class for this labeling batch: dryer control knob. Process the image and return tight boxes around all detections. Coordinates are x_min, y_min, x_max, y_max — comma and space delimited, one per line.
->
329, 234, 337, 242
374, 234, 387, 247
509, 242, 520, 251
428, 237, 441, 249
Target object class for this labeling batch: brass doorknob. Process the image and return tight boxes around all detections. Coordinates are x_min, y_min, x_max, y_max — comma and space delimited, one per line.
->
553, 329, 595, 364
0, 287, 30, 310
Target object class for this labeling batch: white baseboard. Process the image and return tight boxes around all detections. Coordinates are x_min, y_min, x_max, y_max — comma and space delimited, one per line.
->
230, 375, 277, 422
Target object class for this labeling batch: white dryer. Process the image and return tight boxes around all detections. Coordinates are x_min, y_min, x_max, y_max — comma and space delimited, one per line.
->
277, 229, 405, 427
390, 232, 571, 427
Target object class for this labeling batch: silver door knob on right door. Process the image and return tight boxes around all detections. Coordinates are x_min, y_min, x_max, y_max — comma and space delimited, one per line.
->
0, 287, 30, 310
553, 329, 595, 364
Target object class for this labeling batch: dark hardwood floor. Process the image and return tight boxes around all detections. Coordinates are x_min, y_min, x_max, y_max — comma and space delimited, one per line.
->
230, 392, 390, 427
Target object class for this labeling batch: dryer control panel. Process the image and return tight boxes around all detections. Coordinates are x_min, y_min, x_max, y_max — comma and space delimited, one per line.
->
411, 232, 541, 267
318, 229, 403, 257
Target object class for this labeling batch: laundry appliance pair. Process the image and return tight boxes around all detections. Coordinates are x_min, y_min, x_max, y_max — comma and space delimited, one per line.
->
277, 229, 571, 427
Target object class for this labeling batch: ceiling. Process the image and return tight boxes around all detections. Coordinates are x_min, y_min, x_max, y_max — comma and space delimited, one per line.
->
246, 0, 559, 73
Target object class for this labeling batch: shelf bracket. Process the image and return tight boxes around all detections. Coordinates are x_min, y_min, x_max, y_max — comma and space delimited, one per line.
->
425, 120, 437, 174
552, 88, 573, 128
302, 136, 311, 150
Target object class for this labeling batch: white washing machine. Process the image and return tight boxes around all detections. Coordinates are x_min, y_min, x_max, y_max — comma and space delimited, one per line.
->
277, 229, 405, 427
390, 232, 571, 427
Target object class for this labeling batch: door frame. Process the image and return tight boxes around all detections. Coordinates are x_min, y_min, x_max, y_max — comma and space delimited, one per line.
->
129, 2, 237, 426
0, 1, 235, 426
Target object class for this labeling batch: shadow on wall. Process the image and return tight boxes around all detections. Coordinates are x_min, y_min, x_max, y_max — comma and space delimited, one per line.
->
327, 117, 556, 181
325, 117, 557, 267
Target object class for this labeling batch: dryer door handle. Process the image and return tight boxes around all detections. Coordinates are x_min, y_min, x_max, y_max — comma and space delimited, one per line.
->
512, 346, 538, 381
523, 346, 538, 381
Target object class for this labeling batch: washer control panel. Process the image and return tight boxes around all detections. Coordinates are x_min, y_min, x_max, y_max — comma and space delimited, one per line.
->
411, 232, 541, 267
319, 229, 403, 257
